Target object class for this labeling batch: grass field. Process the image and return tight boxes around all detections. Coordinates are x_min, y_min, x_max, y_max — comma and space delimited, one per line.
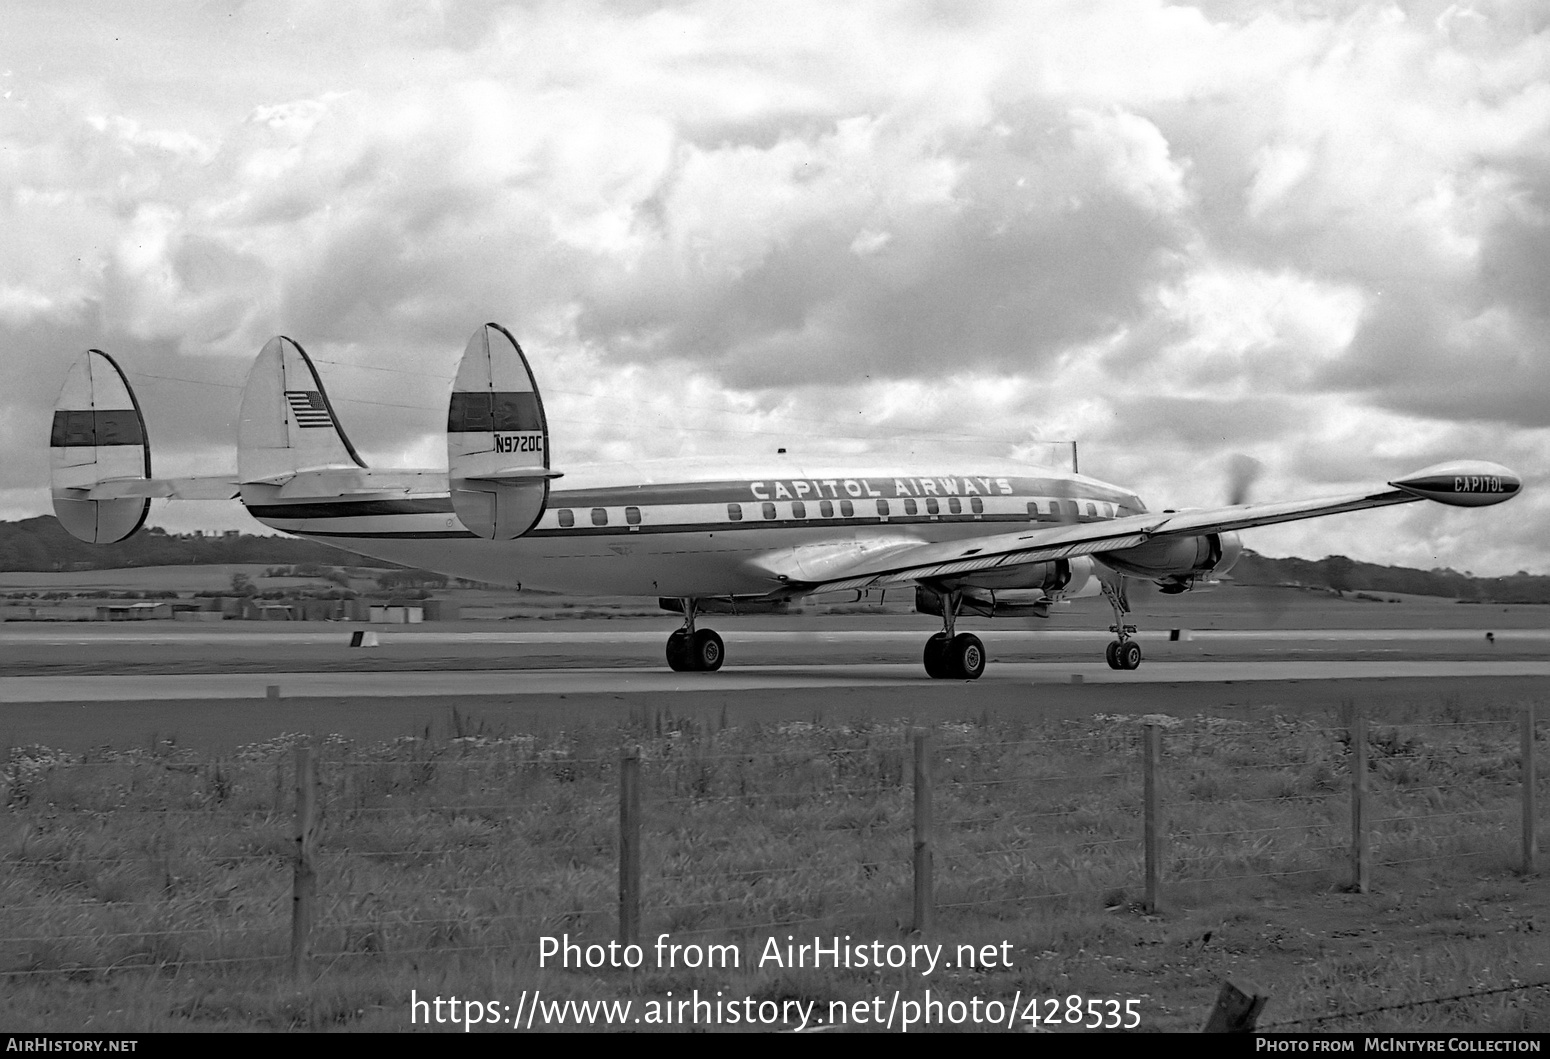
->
2, 700, 1545, 1033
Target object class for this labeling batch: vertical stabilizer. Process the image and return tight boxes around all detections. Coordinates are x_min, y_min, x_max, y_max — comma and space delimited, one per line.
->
237, 336, 365, 485
50, 350, 152, 544
447, 322, 555, 539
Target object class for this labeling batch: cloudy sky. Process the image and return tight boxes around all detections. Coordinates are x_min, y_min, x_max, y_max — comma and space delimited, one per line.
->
4, 0, 1547, 574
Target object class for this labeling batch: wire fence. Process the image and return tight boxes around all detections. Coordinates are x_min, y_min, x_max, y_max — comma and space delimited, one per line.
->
2, 708, 1544, 1030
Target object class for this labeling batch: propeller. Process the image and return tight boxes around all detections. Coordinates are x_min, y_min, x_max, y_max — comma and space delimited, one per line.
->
1225, 454, 1263, 507
1220, 454, 1288, 626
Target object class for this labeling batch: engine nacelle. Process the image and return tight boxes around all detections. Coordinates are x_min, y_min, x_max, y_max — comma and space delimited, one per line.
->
1099, 532, 1242, 591
916, 557, 1100, 618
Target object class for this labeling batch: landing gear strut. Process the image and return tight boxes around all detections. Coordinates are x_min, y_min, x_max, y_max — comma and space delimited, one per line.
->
666, 598, 724, 672
1101, 577, 1142, 670
921, 590, 986, 680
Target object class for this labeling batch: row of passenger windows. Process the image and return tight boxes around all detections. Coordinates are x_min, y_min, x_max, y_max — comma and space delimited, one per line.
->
556, 506, 642, 528
1029, 500, 1118, 519
729, 496, 989, 520
552, 498, 1120, 527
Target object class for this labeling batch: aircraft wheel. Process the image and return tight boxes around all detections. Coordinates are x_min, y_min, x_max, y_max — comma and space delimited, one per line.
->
1105, 641, 1121, 669
1118, 640, 1142, 671
949, 633, 986, 680
690, 628, 724, 672
923, 633, 950, 678
666, 629, 693, 671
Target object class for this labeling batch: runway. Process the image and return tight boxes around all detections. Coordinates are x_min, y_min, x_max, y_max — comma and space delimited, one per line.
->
4, 659, 1550, 703
3, 626, 1547, 647
4, 619, 1544, 752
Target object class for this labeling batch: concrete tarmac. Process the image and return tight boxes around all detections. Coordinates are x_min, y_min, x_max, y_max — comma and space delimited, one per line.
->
4, 626, 1547, 647
4, 659, 1550, 703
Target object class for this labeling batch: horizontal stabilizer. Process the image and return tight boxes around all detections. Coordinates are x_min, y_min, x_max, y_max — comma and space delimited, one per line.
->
460, 466, 564, 483
82, 476, 239, 501
50, 350, 152, 543
250, 467, 447, 498
448, 323, 553, 539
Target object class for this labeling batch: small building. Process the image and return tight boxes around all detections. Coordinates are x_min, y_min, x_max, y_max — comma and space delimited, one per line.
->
94, 602, 173, 621
243, 600, 298, 621
369, 604, 424, 624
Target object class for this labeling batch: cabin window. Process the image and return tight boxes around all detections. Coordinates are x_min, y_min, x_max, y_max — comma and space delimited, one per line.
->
558, 508, 575, 528
971, 497, 983, 515
904, 498, 918, 516
840, 500, 854, 517
727, 503, 742, 521
948, 497, 961, 515
591, 507, 608, 526
792, 501, 807, 519
1026, 501, 1040, 517
762, 502, 777, 520
626, 506, 641, 525
1064, 500, 1080, 520
876, 499, 890, 517
820, 500, 834, 518
1085, 502, 1097, 518
926, 498, 940, 515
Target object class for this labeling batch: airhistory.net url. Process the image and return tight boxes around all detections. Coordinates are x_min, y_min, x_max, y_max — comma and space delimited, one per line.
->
409, 989, 1142, 1031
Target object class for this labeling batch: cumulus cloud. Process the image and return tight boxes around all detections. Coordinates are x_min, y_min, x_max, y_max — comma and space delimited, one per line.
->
1, 0, 1547, 572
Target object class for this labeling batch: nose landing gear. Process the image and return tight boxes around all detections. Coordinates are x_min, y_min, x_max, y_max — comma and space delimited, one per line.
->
665, 599, 724, 672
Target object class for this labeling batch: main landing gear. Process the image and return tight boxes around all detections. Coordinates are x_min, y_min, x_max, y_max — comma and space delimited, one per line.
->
665, 599, 724, 672
1101, 577, 1142, 671
921, 590, 986, 680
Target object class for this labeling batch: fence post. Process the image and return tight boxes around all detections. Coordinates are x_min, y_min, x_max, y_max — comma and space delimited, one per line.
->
1349, 705, 1369, 894
1524, 704, 1538, 875
619, 746, 641, 946
1201, 979, 1268, 1032
1143, 723, 1161, 913
291, 743, 318, 980
912, 730, 933, 935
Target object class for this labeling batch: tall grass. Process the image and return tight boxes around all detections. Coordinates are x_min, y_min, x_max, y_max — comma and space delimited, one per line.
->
2, 703, 1545, 1031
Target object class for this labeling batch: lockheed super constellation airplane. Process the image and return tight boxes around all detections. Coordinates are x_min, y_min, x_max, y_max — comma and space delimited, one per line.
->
48, 323, 1522, 679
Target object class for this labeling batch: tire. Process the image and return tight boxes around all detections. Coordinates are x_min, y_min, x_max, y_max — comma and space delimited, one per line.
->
1119, 640, 1142, 670
923, 633, 949, 678
691, 628, 724, 672
1105, 641, 1121, 669
666, 629, 692, 671
949, 633, 986, 680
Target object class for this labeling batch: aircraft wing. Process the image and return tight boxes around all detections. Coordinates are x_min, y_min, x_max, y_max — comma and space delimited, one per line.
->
781, 461, 1520, 596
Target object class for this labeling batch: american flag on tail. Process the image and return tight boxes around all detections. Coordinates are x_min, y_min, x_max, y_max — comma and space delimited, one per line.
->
284, 390, 335, 429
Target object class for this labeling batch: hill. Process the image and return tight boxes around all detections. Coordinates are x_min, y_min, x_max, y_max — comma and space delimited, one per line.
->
1230, 550, 1550, 604
0, 517, 354, 572
1, 518, 1545, 603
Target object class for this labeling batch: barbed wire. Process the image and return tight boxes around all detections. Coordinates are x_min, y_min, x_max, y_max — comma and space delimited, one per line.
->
1169, 822, 1334, 840
1378, 849, 1500, 866
935, 771, 1131, 788
0, 952, 286, 977
940, 837, 1143, 863
651, 784, 908, 806
1261, 978, 1550, 1029
1372, 808, 1505, 825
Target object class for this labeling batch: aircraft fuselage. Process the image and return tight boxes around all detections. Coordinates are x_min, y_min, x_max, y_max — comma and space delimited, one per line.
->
243, 457, 1145, 597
